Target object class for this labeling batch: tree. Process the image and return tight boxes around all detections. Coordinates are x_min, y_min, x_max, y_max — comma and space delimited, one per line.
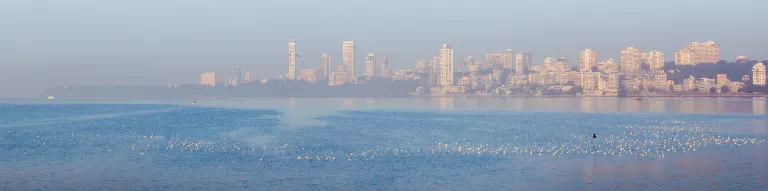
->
721, 86, 731, 94
709, 87, 717, 94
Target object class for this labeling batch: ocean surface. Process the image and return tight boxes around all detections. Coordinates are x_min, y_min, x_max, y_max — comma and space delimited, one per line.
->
1, 97, 766, 191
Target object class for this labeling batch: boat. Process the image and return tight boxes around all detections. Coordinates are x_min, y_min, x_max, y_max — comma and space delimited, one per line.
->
635, 98, 642, 100
188, 101, 197, 104
47, 96, 54, 100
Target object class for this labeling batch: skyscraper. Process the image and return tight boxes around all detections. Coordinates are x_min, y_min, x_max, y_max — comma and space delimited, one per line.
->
502, 49, 515, 70
342, 41, 355, 77
620, 47, 641, 73
200, 72, 216, 86
515, 53, 531, 75
674, 40, 720, 65
439, 44, 454, 86
429, 56, 441, 86
235, 66, 242, 84
288, 40, 297, 80
365, 53, 377, 79
321, 53, 331, 79
380, 57, 389, 77
579, 49, 597, 72
754, 63, 766, 86
647, 50, 665, 71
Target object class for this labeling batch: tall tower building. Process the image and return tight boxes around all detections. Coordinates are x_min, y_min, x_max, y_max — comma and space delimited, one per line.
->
380, 57, 389, 77
580, 49, 597, 72
515, 53, 531, 75
429, 56, 441, 85
287, 40, 297, 80
342, 41, 355, 77
754, 63, 766, 86
675, 40, 720, 65
647, 50, 665, 71
620, 47, 641, 73
321, 53, 331, 79
365, 53, 377, 79
439, 44, 454, 86
235, 66, 243, 84
200, 72, 216, 86
503, 49, 515, 70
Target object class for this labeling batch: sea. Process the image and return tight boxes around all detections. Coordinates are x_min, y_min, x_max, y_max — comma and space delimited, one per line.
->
1, 97, 766, 191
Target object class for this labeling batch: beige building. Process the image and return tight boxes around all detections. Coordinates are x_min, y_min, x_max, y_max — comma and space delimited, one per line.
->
647, 50, 665, 71
288, 40, 297, 80
502, 49, 515, 70
200, 72, 216, 86
342, 41, 355, 77
579, 49, 597, 72
674, 40, 720, 65
620, 47, 642, 73
515, 53, 531, 75
439, 44, 454, 86
754, 63, 766, 86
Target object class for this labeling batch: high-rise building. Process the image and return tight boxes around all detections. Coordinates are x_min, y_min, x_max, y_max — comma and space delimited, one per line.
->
235, 66, 243, 84
515, 53, 531, 75
753, 63, 766, 86
321, 53, 331, 79
200, 72, 216, 86
429, 56, 441, 86
342, 41, 355, 77
503, 49, 515, 70
674, 40, 720, 65
380, 57, 389, 77
243, 72, 253, 83
287, 40, 297, 80
580, 49, 597, 72
647, 50, 665, 71
620, 47, 641, 73
364, 53, 377, 79
439, 44, 454, 86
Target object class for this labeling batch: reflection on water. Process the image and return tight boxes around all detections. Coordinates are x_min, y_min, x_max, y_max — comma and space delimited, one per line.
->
179, 97, 768, 115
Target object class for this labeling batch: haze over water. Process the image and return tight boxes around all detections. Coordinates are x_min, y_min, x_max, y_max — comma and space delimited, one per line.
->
1, 97, 766, 190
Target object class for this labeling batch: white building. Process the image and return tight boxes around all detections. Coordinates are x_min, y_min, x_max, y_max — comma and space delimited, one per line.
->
287, 40, 297, 80
342, 41, 355, 77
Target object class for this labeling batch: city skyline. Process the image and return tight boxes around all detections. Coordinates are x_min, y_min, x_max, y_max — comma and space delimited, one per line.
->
2, 0, 768, 96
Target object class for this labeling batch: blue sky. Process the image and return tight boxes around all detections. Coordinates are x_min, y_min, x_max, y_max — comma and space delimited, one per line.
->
1, 0, 767, 96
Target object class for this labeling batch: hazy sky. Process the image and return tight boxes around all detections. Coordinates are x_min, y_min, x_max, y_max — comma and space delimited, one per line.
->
1, 0, 767, 97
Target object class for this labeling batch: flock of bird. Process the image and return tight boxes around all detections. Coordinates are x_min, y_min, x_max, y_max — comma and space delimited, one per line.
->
12, 119, 766, 162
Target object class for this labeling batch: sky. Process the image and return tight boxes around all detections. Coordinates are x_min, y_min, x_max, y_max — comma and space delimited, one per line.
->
1, 0, 767, 97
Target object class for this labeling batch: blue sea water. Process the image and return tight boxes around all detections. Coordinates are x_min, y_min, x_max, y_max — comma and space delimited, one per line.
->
1, 98, 767, 190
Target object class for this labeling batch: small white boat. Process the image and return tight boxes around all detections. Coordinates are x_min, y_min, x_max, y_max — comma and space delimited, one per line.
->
47, 96, 54, 100
188, 101, 197, 104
